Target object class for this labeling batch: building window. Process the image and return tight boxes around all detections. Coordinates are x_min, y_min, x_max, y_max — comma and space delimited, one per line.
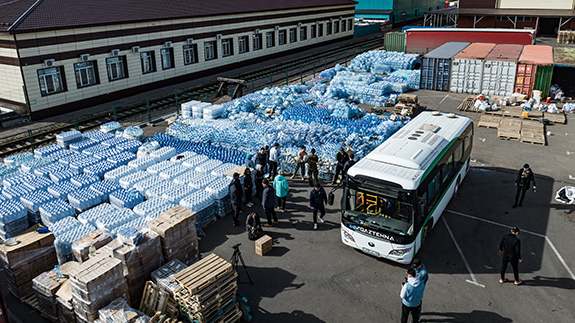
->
300, 26, 307, 40
74, 61, 98, 88
327, 22, 332, 35
290, 28, 297, 43
106, 56, 127, 81
140, 51, 155, 74
318, 24, 323, 37
518, 16, 532, 22
160, 48, 174, 70
183, 44, 198, 65
334, 21, 339, 33
205, 41, 217, 60
311, 25, 317, 38
253, 34, 262, 50
279, 30, 286, 45
348, 19, 353, 30
38, 67, 65, 96
341, 20, 346, 32
239, 36, 249, 53
266, 32, 275, 48
222, 38, 234, 57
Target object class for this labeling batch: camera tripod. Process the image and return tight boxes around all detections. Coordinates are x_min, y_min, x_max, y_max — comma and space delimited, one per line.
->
231, 243, 253, 284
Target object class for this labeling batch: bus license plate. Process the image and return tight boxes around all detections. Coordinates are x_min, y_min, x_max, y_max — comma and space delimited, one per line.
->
362, 247, 380, 257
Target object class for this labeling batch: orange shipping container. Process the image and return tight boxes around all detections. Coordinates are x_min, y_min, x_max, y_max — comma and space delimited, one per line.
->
514, 45, 553, 97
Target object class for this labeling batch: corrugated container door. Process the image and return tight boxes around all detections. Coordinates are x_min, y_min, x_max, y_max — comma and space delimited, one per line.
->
462, 59, 484, 94
385, 32, 406, 53
450, 59, 465, 93
533, 65, 554, 98
421, 58, 433, 90
436, 58, 451, 91
482, 60, 517, 96
515, 64, 536, 97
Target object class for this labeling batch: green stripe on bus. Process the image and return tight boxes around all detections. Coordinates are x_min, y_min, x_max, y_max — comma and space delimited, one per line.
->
419, 138, 458, 184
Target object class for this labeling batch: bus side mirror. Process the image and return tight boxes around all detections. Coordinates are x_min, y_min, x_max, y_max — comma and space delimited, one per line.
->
328, 192, 335, 206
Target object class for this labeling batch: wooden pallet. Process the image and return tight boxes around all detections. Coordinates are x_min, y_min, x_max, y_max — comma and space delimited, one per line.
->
497, 119, 522, 140
543, 112, 566, 124
457, 96, 477, 112
520, 122, 546, 145
181, 272, 238, 304
140, 281, 179, 319
22, 293, 40, 311
150, 312, 184, 323
173, 253, 234, 296
477, 115, 502, 129
501, 106, 524, 119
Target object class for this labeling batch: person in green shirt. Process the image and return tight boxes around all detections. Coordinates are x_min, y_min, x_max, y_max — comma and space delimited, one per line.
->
305, 148, 320, 186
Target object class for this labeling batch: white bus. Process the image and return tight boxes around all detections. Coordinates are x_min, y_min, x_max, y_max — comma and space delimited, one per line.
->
337, 111, 473, 264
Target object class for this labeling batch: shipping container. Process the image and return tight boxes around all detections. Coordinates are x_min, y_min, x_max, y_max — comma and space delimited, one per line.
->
405, 28, 535, 55
420, 42, 470, 91
481, 44, 524, 97
515, 45, 553, 97
384, 32, 406, 53
552, 46, 575, 98
449, 43, 496, 94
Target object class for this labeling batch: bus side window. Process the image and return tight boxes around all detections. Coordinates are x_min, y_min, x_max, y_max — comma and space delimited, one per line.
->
454, 141, 463, 162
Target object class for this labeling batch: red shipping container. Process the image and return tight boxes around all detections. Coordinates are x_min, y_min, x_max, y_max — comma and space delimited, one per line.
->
514, 45, 553, 97
515, 64, 536, 96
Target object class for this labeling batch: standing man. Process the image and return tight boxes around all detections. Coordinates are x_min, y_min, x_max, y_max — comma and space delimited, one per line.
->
309, 183, 327, 230
305, 148, 320, 186
412, 258, 428, 320
229, 172, 244, 227
400, 268, 425, 323
255, 148, 267, 171
499, 227, 523, 285
274, 170, 289, 213
513, 163, 536, 208
243, 168, 254, 208
261, 178, 278, 227
269, 143, 280, 180
343, 154, 356, 176
333, 147, 348, 185
290, 146, 307, 180
254, 164, 264, 201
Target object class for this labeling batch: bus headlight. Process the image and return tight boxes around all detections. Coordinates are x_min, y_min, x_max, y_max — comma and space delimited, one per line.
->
388, 248, 411, 256
343, 230, 355, 243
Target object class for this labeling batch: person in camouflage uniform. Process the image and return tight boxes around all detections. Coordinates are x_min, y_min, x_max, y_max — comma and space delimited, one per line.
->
306, 148, 320, 186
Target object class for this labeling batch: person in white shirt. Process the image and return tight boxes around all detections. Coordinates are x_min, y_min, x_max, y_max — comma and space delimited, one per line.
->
268, 143, 280, 180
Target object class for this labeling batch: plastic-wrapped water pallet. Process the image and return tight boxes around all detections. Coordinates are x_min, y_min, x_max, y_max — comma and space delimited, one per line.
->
23, 175, 53, 191
133, 198, 175, 220
111, 217, 148, 239
81, 144, 108, 157
56, 130, 82, 147
181, 100, 201, 118
49, 169, 77, 183
150, 146, 177, 162
195, 159, 223, 173
210, 163, 239, 177
170, 151, 196, 163
83, 130, 115, 142
95, 208, 138, 232
69, 138, 97, 153
83, 160, 117, 179
173, 171, 202, 186
70, 174, 100, 188
192, 102, 211, 118
89, 180, 121, 201
4, 152, 35, 168
0, 168, 20, 186
128, 155, 157, 171
20, 190, 55, 214
0, 200, 28, 240
21, 157, 54, 173
115, 140, 142, 153
145, 181, 182, 199
53, 223, 96, 264
116, 226, 144, 245
137, 141, 161, 157
107, 151, 137, 166
34, 144, 63, 158
161, 185, 196, 204
101, 121, 122, 133
93, 148, 122, 160
34, 162, 70, 177
58, 153, 89, 166
146, 160, 174, 175
69, 156, 99, 172
49, 216, 83, 236
205, 177, 232, 200
203, 104, 225, 119
109, 189, 143, 209
101, 137, 128, 148
188, 174, 219, 190
44, 148, 74, 161
180, 190, 214, 213
39, 199, 75, 227
119, 171, 152, 189
47, 181, 78, 200
159, 164, 189, 181
151, 259, 188, 294
2, 184, 35, 200
77, 203, 117, 226
182, 155, 209, 169
123, 126, 146, 141
2, 172, 36, 188
104, 165, 137, 183
215, 200, 232, 217
68, 187, 102, 211
133, 176, 166, 194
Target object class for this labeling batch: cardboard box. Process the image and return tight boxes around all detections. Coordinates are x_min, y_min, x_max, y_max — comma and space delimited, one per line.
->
72, 230, 113, 263
0, 224, 55, 265
398, 93, 419, 103
255, 235, 272, 256
148, 206, 196, 249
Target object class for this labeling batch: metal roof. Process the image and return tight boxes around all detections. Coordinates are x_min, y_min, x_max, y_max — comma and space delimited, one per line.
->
553, 46, 575, 67
423, 42, 471, 59
458, 8, 575, 17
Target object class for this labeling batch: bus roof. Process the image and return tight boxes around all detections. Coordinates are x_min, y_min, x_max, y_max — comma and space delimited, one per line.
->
347, 111, 472, 190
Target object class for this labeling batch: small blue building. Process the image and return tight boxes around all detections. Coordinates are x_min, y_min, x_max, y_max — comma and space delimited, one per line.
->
355, 0, 446, 24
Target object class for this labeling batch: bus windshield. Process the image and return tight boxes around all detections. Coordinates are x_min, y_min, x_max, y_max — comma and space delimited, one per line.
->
343, 178, 415, 237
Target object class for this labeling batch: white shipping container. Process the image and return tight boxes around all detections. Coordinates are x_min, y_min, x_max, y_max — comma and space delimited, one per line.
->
481, 60, 517, 97
449, 58, 484, 94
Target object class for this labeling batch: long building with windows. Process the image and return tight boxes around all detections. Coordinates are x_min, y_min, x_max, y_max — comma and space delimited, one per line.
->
0, 0, 356, 120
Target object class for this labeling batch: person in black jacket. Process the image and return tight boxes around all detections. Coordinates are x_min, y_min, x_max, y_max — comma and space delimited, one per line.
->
332, 147, 348, 184
243, 168, 253, 208
246, 212, 262, 240
255, 148, 267, 170
499, 227, 523, 285
309, 183, 328, 230
254, 164, 264, 201
513, 164, 536, 208
229, 173, 243, 227
261, 178, 278, 227
343, 154, 356, 176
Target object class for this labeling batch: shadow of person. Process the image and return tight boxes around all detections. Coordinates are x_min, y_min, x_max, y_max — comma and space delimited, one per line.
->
521, 276, 575, 290
256, 308, 327, 323
422, 310, 513, 323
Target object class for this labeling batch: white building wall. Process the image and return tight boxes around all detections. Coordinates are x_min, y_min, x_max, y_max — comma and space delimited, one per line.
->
0, 33, 25, 105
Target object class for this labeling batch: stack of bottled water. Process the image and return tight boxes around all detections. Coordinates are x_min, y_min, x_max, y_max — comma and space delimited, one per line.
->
115, 140, 142, 153
89, 180, 121, 201
44, 149, 74, 161
193, 102, 211, 118
68, 187, 102, 211
205, 177, 232, 200
95, 208, 138, 232
47, 181, 78, 200
83, 161, 117, 179
70, 174, 100, 188
161, 185, 196, 204
182, 155, 209, 169
24, 176, 53, 191
104, 165, 136, 182
77, 203, 116, 226
0, 168, 21, 184
133, 198, 175, 220
173, 171, 201, 186
123, 126, 146, 141
137, 141, 161, 157
21, 157, 54, 173
112, 217, 148, 237
181, 100, 201, 118
119, 171, 152, 189
56, 130, 82, 147
58, 153, 86, 166
81, 144, 108, 157
180, 191, 215, 229
150, 147, 178, 162
128, 155, 157, 171
3, 184, 35, 200
188, 174, 219, 190
39, 199, 75, 227
107, 151, 137, 166
83, 130, 115, 142
49, 169, 77, 183
100, 121, 123, 133
170, 151, 196, 163
210, 163, 240, 177
69, 156, 100, 173
195, 159, 223, 173
146, 160, 174, 175
53, 222, 96, 264
146, 181, 182, 199
101, 137, 128, 148
203, 105, 225, 119
93, 148, 122, 161
109, 189, 143, 209
0, 200, 28, 239
116, 226, 144, 245
20, 190, 55, 222
34, 144, 63, 158
133, 176, 166, 194
34, 163, 69, 177
159, 165, 189, 181
69, 138, 97, 153
4, 152, 35, 168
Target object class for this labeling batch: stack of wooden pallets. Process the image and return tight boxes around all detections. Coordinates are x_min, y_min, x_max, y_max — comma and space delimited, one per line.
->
139, 281, 179, 319
477, 115, 546, 145
172, 253, 241, 323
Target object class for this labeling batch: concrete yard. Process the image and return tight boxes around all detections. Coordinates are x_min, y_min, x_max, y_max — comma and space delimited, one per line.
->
2, 89, 575, 323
